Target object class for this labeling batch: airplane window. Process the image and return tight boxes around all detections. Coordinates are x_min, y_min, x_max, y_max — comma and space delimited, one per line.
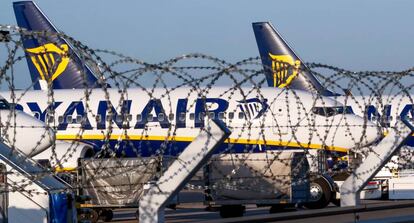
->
32, 112, 40, 119
198, 112, 206, 121
96, 115, 101, 122
168, 113, 174, 121
238, 112, 245, 119
208, 112, 215, 119
136, 114, 142, 122
311, 106, 353, 117
147, 114, 154, 121
127, 114, 133, 121
218, 112, 225, 120
116, 115, 123, 123
228, 112, 234, 119
76, 115, 82, 123
107, 114, 113, 121
47, 115, 54, 123
66, 115, 73, 124
0, 99, 10, 110
179, 112, 186, 121
158, 113, 165, 122
189, 113, 195, 120
58, 116, 64, 124
379, 116, 392, 123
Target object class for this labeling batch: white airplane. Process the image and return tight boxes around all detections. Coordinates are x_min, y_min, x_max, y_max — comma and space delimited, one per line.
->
0, 94, 93, 170
253, 22, 414, 147
7, 1, 381, 162
5, 1, 384, 210
1, 87, 380, 157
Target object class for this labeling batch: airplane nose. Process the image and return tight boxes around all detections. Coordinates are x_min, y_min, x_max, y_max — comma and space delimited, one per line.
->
0, 110, 54, 156
345, 115, 382, 148
362, 120, 383, 146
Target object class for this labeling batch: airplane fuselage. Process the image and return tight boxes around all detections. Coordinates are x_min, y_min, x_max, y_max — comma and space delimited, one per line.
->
1, 87, 377, 157
335, 95, 414, 146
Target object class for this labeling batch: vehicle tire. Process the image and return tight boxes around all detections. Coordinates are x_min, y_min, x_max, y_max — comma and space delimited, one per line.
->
90, 209, 99, 223
331, 198, 340, 207
304, 177, 333, 209
205, 205, 219, 212
99, 209, 113, 222
269, 204, 287, 213
381, 183, 388, 200
219, 205, 245, 218
135, 210, 139, 220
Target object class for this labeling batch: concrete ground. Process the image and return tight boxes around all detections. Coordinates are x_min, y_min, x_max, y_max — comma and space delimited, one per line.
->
103, 198, 414, 223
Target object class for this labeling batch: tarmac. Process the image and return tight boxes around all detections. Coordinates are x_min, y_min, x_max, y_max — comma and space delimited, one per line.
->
106, 192, 414, 223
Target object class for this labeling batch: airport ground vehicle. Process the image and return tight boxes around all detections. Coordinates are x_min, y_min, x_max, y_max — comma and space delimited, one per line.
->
52, 151, 337, 220
203, 151, 337, 218
56, 157, 177, 223
357, 153, 414, 200
330, 150, 414, 203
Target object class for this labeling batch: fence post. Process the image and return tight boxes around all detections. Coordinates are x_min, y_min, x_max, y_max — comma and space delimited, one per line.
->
139, 119, 231, 223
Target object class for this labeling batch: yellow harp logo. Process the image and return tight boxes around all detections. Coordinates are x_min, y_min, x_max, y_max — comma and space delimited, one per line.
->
26, 43, 70, 81
269, 53, 301, 88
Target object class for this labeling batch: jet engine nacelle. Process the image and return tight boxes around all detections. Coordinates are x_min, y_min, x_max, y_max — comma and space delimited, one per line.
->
0, 109, 54, 157
33, 140, 95, 171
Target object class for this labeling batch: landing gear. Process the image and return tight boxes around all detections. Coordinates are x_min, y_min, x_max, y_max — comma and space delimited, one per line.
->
99, 209, 113, 222
84, 208, 113, 223
219, 205, 245, 218
304, 177, 333, 209
269, 204, 287, 213
90, 209, 99, 223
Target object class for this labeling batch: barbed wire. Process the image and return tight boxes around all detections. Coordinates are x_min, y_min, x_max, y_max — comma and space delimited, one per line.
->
1, 26, 414, 213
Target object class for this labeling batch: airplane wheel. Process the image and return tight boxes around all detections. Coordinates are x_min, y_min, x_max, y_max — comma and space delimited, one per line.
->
332, 198, 341, 207
269, 204, 287, 213
219, 205, 245, 218
304, 177, 333, 209
90, 209, 99, 223
100, 209, 113, 222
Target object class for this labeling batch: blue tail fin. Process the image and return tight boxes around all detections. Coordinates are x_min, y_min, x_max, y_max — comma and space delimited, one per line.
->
13, 1, 103, 90
252, 22, 336, 96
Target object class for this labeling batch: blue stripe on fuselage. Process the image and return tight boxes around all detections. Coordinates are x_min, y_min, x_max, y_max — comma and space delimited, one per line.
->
80, 139, 316, 157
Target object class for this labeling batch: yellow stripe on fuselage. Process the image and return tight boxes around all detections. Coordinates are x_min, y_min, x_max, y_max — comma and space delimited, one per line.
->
56, 134, 348, 153
55, 167, 77, 172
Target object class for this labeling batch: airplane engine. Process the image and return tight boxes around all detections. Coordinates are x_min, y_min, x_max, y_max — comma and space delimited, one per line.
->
33, 140, 95, 171
0, 109, 54, 157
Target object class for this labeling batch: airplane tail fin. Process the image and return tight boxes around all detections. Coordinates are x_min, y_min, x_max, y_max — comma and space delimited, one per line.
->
252, 22, 336, 96
13, 1, 102, 90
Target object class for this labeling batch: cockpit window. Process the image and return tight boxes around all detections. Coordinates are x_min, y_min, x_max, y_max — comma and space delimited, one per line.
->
311, 106, 353, 117
0, 99, 10, 110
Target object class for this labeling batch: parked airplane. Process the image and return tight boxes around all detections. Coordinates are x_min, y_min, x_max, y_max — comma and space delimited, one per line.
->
0, 87, 382, 157
8, 1, 381, 159
6, 1, 388, 210
253, 22, 414, 146
0, 94, 93, 168
13, 1, 104, 90
0, 96, 53, 156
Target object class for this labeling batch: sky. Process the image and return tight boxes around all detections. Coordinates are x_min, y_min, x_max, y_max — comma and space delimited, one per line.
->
1, 0, 414, 87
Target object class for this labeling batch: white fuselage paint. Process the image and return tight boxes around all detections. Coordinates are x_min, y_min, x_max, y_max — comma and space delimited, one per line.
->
0, 87, 381, 155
